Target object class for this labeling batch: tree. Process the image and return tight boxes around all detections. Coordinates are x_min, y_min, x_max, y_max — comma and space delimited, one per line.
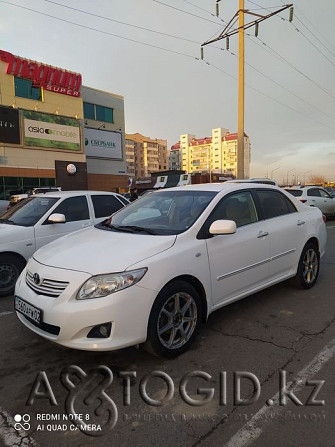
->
307, 175, 327, 186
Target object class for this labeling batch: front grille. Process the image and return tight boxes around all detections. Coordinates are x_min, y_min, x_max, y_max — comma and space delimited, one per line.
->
26, 271, 69, 298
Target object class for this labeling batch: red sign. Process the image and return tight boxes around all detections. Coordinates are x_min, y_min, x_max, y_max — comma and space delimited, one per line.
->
0, 50, 81, 97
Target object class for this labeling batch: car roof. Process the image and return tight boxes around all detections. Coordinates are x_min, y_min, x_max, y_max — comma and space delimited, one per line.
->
34, 190, 124, 198
152, 182, 281, 193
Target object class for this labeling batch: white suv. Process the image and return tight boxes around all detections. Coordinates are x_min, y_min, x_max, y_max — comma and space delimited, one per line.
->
285, 186, 335, 217
0, 191, 129, 297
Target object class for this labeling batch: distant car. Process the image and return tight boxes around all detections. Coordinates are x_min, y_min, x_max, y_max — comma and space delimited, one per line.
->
227, 178, 278, 186
14, 183, 326, 357
285, 186, 335, 217
9, 187, 62, 206
0, 190, 129, 297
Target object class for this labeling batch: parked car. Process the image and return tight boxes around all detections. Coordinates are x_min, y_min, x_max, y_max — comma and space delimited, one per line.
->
14, 184, 326, 357
0, 191, 129, 297
285, 186, 335, 217
9, 187, 62, 206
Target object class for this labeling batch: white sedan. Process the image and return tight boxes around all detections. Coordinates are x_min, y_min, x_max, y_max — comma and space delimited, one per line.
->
15, 183, 327, 357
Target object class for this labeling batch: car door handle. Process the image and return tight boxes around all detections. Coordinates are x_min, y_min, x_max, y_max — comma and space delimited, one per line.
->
297, 220, 305, 226
257, 231, 269, 238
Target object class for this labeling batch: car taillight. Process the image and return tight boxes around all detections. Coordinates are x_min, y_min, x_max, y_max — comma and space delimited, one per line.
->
322, 214, 327, 223
299, 199, 307, 203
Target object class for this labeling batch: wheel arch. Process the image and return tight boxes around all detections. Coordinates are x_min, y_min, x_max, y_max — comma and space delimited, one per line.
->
0, 251, 27, 266
305, 237, 320, 252
159, 274, 208, 323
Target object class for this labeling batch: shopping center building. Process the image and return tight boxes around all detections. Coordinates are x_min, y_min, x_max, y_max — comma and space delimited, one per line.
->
0, 49, 127, 199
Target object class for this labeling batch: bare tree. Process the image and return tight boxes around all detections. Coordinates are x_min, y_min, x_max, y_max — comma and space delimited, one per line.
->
307, 175, 327, 186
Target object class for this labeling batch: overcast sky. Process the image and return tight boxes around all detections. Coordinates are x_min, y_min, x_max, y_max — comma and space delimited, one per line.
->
1, 0, 335, 184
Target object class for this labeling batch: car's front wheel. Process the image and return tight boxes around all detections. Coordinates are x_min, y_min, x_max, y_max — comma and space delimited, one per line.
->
293, 242, 320, 289
144, 280, 202, 357
0, 255, 25, 297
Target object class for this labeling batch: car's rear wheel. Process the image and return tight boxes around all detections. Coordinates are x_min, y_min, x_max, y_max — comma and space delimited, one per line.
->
0, 255, 25, 297
144, 280, 202, 357
293, 242, 320, 289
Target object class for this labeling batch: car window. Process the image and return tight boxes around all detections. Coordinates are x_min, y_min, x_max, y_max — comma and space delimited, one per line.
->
0, 197, 59, 226
51, 196, 89, 222
285, 189, 302, 197
319, 189, 331, 198
256, 190, 297, 219
91, 195, 124, 218
117, 195, 129, 206
205, 191, 258, 229
307, 188, 321, 197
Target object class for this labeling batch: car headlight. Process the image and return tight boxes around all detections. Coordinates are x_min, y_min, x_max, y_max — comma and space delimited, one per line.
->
77, 268, 148, 300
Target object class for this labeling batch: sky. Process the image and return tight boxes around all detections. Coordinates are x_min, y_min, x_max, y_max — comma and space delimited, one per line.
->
1, 0, 335, 184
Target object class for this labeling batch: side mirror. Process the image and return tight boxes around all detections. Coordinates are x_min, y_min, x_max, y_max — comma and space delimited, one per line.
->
47, 213, 66, 224
209, 219, 236, 235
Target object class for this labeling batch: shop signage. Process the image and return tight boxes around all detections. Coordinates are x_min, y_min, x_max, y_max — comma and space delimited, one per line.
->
0, 105, 20, 144
23, 110, 80, 151
0, 49, 81, 97
84, 128, 122, 159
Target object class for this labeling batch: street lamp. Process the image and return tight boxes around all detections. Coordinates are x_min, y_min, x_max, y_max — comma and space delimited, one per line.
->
303, 170, 312, 186
270, 166, 280, 179
286, 168, 295, 186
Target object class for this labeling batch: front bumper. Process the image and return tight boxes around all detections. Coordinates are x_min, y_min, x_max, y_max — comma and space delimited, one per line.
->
15, 258, 156, 351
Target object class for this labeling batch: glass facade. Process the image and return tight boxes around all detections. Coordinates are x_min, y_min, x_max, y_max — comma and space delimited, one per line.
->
14, 78, 42, 101
0, 177, 56, 200
83, 102, 114, 123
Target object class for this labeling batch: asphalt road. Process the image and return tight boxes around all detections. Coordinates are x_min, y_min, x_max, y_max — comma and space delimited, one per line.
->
0, 221, 335, 447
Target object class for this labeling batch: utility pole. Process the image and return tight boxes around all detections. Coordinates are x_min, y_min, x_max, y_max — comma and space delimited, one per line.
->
238, 0, 245, 179
202, 3, 293, 179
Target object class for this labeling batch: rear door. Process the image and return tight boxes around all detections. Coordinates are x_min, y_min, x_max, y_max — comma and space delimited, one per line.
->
254, 189, 306, 280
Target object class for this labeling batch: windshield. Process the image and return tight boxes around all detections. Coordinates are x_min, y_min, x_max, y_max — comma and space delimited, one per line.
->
97, 190, 217, 235
0, 196, 59, 226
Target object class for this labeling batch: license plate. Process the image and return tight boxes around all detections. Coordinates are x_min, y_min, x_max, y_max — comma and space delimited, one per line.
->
14, 296, 43, 325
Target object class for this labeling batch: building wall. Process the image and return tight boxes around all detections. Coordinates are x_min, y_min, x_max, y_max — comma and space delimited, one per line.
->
172, 128, 250, 178
126, 133, 168, 179
0, 58, 86, 176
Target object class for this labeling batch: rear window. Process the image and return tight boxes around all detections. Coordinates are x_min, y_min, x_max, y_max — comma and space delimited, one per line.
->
285, 189, 303, 197
91, 195, 124, 218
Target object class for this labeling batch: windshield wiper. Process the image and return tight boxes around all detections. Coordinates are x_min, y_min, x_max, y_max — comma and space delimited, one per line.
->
0, 219, 16, 225
114, 225, 156, 235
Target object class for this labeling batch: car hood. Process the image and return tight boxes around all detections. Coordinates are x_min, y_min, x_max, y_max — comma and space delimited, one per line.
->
33, 226, 177, 275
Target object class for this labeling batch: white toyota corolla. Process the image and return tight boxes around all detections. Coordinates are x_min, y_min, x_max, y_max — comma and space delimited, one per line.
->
14, 183, 327, 357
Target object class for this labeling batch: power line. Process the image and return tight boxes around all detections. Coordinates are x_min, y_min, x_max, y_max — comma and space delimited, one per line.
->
152, 0, 223, 26
0, 0, 197, 59
181, 0, 225, 23
248, 34, 335, 101
41, 0, 201, 45
1, 0, 334, 133
226, 49, 335, 124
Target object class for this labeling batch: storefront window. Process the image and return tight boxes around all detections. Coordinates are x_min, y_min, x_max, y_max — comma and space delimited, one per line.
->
0, 177, 56, 200
14, 78, 42, 101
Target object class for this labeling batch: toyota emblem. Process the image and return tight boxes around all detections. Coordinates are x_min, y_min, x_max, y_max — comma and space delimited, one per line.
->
33, 273, 40, 285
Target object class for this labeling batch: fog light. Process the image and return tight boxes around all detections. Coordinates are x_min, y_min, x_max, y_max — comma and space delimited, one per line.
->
87, 322, 112, 338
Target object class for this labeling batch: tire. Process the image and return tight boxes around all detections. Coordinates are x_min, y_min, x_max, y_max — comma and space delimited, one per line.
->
0, 255, 25, 297
293, 242, 320, 289
144, 280, 202, 358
